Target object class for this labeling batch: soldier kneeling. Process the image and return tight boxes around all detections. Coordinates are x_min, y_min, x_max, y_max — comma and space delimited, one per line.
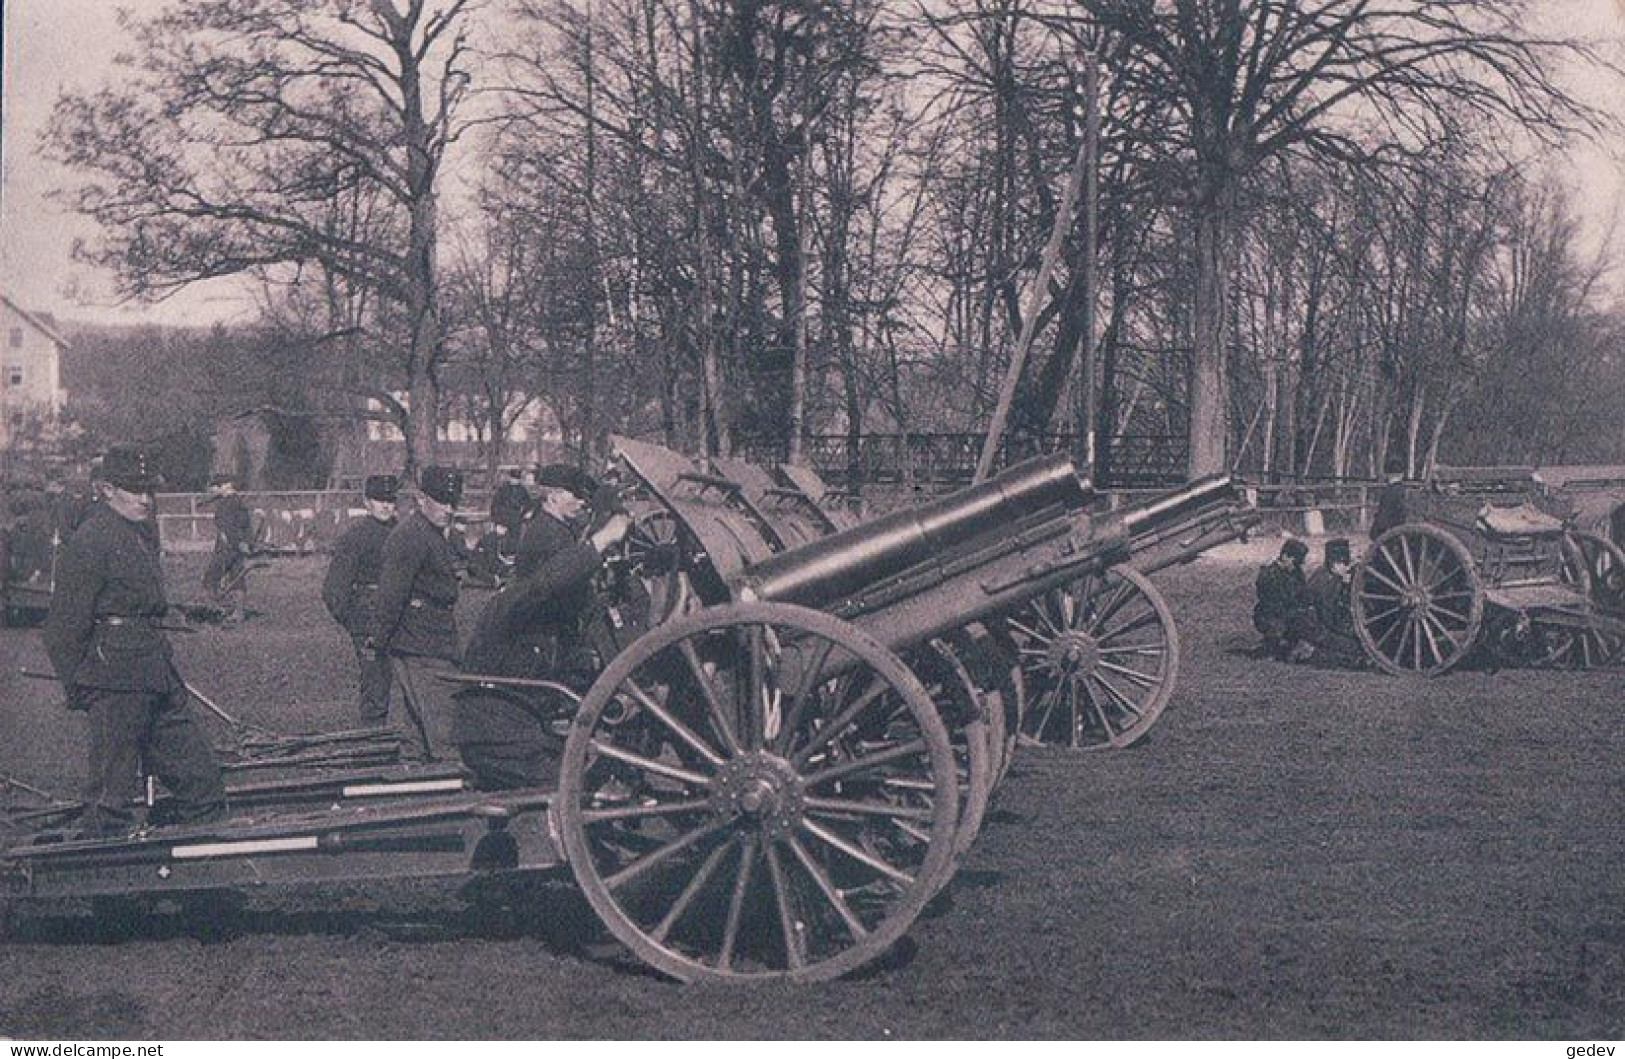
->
1254, 538, 1317, 662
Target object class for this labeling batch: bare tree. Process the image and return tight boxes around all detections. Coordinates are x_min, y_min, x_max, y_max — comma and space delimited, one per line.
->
46, 0, 476, 474
1078, 0, 1607, 476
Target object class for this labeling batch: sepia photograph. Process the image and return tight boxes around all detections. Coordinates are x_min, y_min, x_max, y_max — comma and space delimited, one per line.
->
1, 0, 1623, 1042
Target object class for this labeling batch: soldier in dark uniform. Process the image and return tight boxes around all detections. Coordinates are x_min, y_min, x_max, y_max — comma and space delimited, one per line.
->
1307, 537, 1362, 662
322, 474, 399, 725
202, 475, 255, 622
465, 475, 531, 589
454, 507, 633, 789
372, 466, 464, 760
42, 447, 226, 837
513, 463, 600, 580
6, 480, 53, 583
1253, 538, 1317, 662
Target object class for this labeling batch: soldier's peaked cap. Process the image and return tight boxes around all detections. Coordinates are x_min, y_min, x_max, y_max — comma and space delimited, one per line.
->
1325, 538, 1352, 564
418, 465, 463, 506
534, 463, 599, 500
100, 446, 161, 493
363, 474, 400, 502
365, 474, 399, 503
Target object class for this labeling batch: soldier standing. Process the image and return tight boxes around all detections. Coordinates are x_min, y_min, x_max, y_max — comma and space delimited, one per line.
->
321, 474, 399, 726
202, 475, 254, 622
465, 474, 531, 588
42, 446, 226, 837
372, 466, 464, 760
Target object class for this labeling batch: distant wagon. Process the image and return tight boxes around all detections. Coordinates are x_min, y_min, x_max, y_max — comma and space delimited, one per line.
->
1352, 468, 1625, 674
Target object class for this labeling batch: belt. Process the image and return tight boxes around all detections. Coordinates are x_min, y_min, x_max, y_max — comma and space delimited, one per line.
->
408, 597, 453, 610
95, 615, 157, 627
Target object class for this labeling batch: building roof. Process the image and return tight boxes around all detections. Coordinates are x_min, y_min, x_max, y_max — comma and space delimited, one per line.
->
0, 293, 72, 350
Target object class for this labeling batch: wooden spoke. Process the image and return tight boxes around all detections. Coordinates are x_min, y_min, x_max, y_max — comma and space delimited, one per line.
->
1396, 536, 1418, 584
1362, 561, 1411, 597
1084, 683, 1122, 745
650, 839, 735, 944
604, 817, 734, 893
588, 739, 713, 789
773, 637, 837, 755
1004, 616, 1049, 645
717, 837, 757, 972
1088, 670, 1144, 718
784, 834, 869, 941
678, 640, 741, 757
621, 677, 727, 769
789, 677, 891, 768
763, 841, 806, 972
801, 795, 939, 822
1096, 659, 1159, 688
582, 797, 715, 824
800, 818, 914, 887
801, 738, 931, 789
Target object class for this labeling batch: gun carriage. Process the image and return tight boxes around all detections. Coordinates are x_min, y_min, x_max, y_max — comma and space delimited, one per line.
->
2, 442, 1253, 984
1352, 471, 1625, 675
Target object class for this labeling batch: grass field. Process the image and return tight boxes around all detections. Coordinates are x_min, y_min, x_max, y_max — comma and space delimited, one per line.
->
1, 553, 1622, 1039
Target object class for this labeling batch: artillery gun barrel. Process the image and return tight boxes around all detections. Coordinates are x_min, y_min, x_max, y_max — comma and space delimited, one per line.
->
739, 454, 1092, 609
1120, 474, 1242, 540
760, 473, 1245, 659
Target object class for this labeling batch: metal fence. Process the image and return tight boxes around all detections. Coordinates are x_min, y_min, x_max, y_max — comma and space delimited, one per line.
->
734, 432, 1189, 491
156, 489, 500, 553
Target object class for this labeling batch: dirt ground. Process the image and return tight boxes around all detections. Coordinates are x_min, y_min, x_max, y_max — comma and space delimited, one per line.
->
1, 552, 1622, 1040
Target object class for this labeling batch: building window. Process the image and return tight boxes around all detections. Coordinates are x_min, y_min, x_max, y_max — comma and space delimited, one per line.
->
8, 328, 22, 349
6, 367, 21, 388
9, 412, 22, 429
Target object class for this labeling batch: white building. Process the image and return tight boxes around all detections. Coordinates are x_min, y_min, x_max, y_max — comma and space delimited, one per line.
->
0, 293, 68, 448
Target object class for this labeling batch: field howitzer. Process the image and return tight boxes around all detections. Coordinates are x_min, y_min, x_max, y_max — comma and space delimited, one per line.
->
1, 446, 1254, 989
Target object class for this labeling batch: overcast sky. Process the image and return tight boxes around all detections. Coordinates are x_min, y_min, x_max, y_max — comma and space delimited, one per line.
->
3, 0, 1624, 327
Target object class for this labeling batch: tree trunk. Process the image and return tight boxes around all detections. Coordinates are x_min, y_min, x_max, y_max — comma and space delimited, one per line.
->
1188, 199, 1233, 476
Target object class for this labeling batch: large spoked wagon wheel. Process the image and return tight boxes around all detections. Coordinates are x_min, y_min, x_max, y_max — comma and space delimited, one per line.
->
906, 640, 994, 858
610, 508, 695, 624
1548, 532, 1625, 668
556, 602, 959, 983
1352, 523, 1483, 676
1007, 566, 1180, 751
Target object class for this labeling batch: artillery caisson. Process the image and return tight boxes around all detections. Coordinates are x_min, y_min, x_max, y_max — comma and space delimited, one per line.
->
1351, 475, 1625, 674
2, 445, 1251, 983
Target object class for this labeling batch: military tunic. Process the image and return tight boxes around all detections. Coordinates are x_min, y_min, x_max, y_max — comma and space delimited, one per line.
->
454, 540, 603, 789
373, 510, 462, 758
1253, 561, 1316, 658
322, 513, 395, 722
203, 493, 254, 605
42, 503, 225, 835
514, 510, 578, 581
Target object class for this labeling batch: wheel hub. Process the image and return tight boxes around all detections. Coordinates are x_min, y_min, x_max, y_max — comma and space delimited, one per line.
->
1045, 630, 1100, 675
712, 751, 804, 835
1401, 585, 1432, 612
